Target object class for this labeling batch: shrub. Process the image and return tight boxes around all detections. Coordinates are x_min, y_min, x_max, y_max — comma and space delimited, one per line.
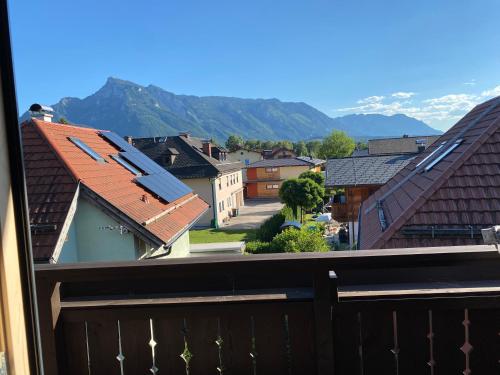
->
256, 211, 286, 242
245, 241, 274, 254
270, 228, 329, 253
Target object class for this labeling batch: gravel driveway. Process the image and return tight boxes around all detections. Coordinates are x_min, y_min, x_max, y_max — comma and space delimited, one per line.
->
222, 199, 284, 230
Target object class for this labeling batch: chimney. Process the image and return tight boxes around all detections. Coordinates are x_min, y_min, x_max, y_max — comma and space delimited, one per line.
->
179, 131, 190, 138
29, 103, 54, 122
416, 139, 426, 153
125, 136, 133, 145
202, 140, 212, 157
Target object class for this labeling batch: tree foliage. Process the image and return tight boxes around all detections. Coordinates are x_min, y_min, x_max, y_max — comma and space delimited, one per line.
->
279, 178, 325, 220
293, 141, 308, 156
318, 130, 355, 159
298, 170, 325, 186
225, 134, 244, 152
306, 140, 322, 157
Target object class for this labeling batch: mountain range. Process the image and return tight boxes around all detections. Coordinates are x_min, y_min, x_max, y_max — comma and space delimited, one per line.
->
21, 77, 442, 141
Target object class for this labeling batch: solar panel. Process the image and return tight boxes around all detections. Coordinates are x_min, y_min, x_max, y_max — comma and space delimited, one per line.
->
68, 137, 106, 163
136, 174, 192, 203
120, 151, 166, 174
100, 131, 192, 202
110, 154, 142, 176
100, 131, 137, 153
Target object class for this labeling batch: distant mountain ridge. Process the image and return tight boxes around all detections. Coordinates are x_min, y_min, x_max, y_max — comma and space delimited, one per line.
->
20, 77, 442, 140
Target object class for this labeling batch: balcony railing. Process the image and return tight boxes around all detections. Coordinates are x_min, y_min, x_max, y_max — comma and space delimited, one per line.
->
36, 245, 500, 374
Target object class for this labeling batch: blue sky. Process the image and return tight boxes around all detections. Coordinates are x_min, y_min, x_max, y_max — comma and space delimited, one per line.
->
8, 0, 500, 130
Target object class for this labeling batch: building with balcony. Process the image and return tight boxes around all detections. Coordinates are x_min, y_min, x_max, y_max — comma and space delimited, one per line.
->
133, 133, 244, 228
22, 119, 209, 263
358, 96, 500, 249
246, 156, 325, 198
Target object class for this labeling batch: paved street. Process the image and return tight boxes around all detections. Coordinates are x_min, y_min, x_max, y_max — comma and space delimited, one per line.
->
222, 199, 284, 230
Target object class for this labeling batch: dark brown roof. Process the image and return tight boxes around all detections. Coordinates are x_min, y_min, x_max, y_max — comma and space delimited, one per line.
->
133, 135, 242, 178
358, 96, 500, 249
23, 120, 209, 262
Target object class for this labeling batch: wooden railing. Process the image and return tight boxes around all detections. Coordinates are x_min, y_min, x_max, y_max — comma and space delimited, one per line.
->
35, 245, 500, 375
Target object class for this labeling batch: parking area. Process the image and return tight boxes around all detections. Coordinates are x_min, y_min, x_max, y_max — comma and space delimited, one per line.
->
222, 199, 284, 230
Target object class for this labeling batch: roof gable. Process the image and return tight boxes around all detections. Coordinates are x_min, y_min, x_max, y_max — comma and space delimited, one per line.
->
359, 96, 500, 249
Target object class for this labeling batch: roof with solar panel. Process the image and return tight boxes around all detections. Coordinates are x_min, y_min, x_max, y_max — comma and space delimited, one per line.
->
22, 118, 209, 262
358, 96, 500, 250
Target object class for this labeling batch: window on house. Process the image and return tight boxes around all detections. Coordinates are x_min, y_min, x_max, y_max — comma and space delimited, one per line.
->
266, 184, 279, 189
265, 167, 278, 173
424, 139, 463, 172
416, 141, 447, 168
226, 176, 229, 186
219, 180, 222, 190
69, 137, 106, 163
110, 154, 142, 176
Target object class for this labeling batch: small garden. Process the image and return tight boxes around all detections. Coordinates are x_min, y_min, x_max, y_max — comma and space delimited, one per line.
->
190, 228, 257, 244
245, 171, 332, 254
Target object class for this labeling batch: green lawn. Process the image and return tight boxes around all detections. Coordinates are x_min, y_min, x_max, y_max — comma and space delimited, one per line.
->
190, 228, 257, 244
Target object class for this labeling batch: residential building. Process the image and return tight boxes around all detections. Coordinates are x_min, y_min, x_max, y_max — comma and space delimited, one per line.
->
325, 154, 416, 246
133, 133, 244, 228
262, 146, 296, 159
352, 135, 441, 157
227, 147, 263, 181
358, 96, 500, 249
23, 117, 208, 263
246, 156, 325, 198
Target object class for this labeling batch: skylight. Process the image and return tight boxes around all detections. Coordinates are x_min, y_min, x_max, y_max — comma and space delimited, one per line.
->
110, 154, 142, 176
415, 141, 447, 168
424, 139, 463, 172
68, 137, 105, 163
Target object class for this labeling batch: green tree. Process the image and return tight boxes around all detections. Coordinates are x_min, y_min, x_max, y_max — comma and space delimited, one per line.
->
225, 134, 244, 152
279, 178, 325, 221
306, 140, 322, 157
58, 117, 69, 124
244, 139, 262, 151
276, 140, 293, 150
261, 140, 276, 150
356, 141, 368, 151
293, 141, 308, 156
319, 131, 355, 159
298, 170, 325, 186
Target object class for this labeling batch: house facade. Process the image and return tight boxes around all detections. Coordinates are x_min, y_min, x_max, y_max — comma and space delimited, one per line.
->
262, 147, 297, 159
358, 96, 500, 249
246, 157, 325, 198
23, 117, 208, 263
134, 134, 244, 228
227, 147, 263, 181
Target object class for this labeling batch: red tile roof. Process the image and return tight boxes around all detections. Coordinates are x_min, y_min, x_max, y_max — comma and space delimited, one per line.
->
23, 119, 208, 262
358, 96, 500, 249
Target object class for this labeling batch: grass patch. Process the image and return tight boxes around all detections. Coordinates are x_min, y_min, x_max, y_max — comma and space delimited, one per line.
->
190, 228, 257, 244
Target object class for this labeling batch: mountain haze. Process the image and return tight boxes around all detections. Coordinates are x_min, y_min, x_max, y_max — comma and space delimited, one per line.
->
21, 78, 442, 140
